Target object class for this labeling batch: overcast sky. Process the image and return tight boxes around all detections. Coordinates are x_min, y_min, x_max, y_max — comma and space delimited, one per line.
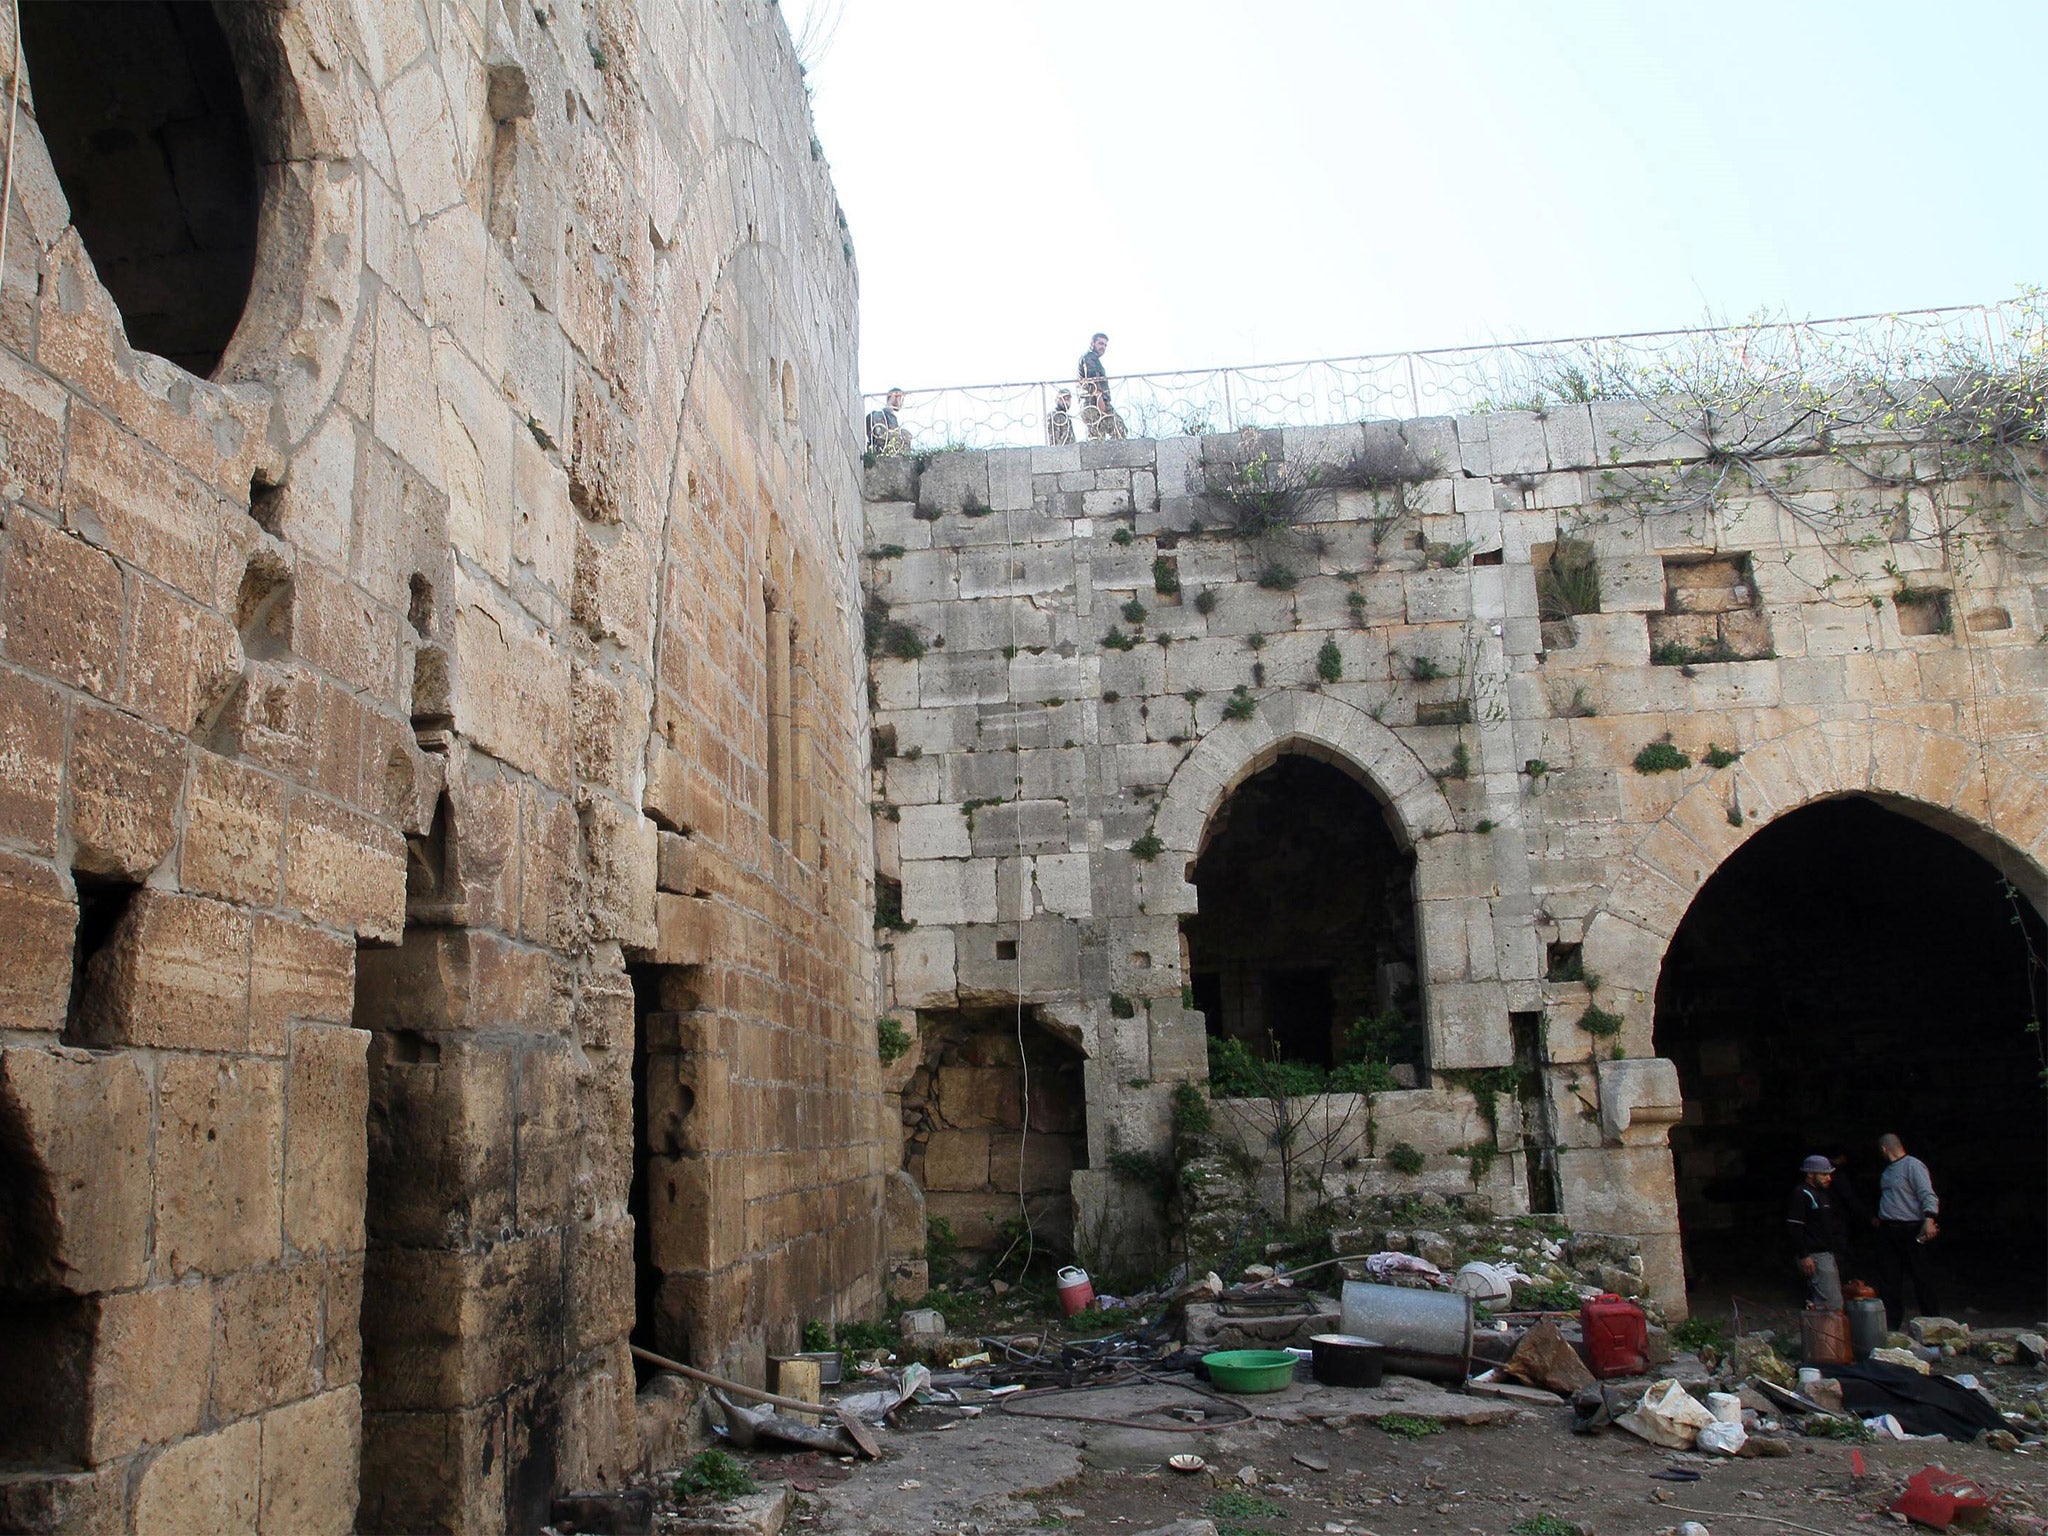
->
787, 1, 2047, 400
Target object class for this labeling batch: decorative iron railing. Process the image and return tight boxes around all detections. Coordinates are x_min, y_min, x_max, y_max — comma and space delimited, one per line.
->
861, 299, 2043, 454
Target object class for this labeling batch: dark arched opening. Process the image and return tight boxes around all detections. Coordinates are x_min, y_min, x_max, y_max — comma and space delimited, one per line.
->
21, 0, 259, 376
1186, 754, 1421, 1075
1655, 795, 2048, 1318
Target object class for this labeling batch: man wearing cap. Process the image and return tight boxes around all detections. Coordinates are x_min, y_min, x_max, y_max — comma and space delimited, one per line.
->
1787, 1154, 1847, 1311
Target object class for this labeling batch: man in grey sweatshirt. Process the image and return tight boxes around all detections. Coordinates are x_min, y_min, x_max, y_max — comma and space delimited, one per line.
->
1876, 1133, 1941, 1328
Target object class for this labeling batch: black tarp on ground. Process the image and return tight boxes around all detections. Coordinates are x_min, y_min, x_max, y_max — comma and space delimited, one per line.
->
1823, 1362, 2008, 1441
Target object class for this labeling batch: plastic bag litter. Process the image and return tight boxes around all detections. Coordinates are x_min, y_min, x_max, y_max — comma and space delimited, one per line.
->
1364, 1252, 1444, 1284
1696, 1418, 1748, 1456
1617, 1380, 1718, 1450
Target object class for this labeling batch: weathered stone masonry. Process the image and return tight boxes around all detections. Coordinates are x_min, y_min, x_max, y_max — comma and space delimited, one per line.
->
0, 2, 881, 1532
866, 418, 2048, 1313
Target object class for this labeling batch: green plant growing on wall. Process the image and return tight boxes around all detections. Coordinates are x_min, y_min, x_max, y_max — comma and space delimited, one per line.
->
876, 1017, 910, 1064
1199, 436, 1440, 542
1222, 686, 1258, 721
1111, 525, 1135, 546
1427, 539, 1477, 569
1454, 1140, 1499, 1184
1153, 556, 1182, 595
1650, 637, 1740, 667
1171, 1081, 1213, 1139
675, 1451, 756, 1500
1101, 627, 1138, 651
1701, 742, 1742, 769
1122, 598, 1147, 625
1206, 1032, 1376, 1226
875, 877, 915, 933
1441, 740, 1471, 780
1577, 1003, 1625, 1038
1193, 587, 1218, 614
1107, 1148, 1176, 1204
864, 596, 927, 661
1385, 1141, 1425, 1174
1408, 654, 1446, 681
1131, 831, 1164, 861
1256, 562, 1297, 590
1536, 535, 1602, 620
1315, 638, 1343, 683
925, 1215, 959, 1279
1632, 740, 1692, 774
1894, 583, 1954, 633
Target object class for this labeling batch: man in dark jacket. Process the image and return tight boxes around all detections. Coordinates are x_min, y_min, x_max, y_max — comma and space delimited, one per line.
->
1787, 1153, 1847, 1310
1077, 333, 1125, 439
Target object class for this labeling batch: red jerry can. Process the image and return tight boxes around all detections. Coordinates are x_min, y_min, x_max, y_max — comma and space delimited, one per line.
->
1580, 1292, 1648, 1379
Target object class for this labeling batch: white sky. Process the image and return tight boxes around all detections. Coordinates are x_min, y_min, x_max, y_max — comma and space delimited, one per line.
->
787, 1, 2048, 399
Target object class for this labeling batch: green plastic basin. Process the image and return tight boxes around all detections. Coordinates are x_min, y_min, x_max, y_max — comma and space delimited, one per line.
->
1202, 1349, 1298, 1394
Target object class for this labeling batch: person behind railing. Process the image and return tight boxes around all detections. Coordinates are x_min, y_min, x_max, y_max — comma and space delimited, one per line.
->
865, 387, 911, 455
1045, 388, 1075, 445
1077, 332, 1126, 439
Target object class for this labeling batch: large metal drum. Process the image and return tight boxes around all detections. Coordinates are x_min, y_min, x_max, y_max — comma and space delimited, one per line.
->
1339, 1281, 1474, 1382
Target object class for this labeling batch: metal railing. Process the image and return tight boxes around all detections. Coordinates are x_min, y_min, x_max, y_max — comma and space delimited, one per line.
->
862, 299, 2043, 453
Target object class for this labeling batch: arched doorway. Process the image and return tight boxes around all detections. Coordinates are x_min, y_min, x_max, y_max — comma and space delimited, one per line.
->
1654, 794, 2048, 1316
1185, 754, 1422, 1074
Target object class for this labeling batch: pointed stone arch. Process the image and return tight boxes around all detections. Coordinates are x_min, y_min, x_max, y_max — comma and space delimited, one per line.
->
1582, 718, 2048, 1048
1139, 691, 1455, 917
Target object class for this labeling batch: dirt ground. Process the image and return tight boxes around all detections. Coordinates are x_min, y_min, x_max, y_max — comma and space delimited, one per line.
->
776, 1387, 2048, 1536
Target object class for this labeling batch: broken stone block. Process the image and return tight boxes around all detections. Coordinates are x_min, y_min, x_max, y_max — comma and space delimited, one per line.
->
1907, 1316, 1969, 1347
2014, 1331, 2046, 1366
888, 1258, 930, 1305
74, 888, 253, 1052
0, 1044, 152, 1291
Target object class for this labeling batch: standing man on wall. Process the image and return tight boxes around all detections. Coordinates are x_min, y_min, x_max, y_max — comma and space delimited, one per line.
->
866, 387, 910, 455
1077, 332, 1125, 439
1787, 1154, 1847, 1311
1875, 1133, 1942, 1327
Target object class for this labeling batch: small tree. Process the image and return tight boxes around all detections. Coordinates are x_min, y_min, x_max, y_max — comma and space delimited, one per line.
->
1206, 1017, 1404, 1227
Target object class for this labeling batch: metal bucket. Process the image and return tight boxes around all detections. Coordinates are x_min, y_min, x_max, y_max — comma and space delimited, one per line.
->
1847, 1297, 1887, 1359
1339, 1281, 1474, 1382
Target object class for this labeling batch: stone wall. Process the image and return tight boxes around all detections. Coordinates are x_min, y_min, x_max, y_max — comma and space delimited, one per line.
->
864, 416, 2048, 1311
0, 2, 880, 1532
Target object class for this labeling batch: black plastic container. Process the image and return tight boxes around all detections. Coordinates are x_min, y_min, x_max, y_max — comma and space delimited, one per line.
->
1308, 1333, 1386, 1388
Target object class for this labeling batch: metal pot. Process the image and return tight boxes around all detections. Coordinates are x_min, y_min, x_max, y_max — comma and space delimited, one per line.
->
1308, 1333, 1385, 1388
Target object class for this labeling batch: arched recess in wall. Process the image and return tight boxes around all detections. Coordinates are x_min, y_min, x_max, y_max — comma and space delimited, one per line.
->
1650, 792, 2048, 1305
17, 0, 360, 433
1145, 693, 1454, 1074
1582, 719, 2048, 1029
1574, 718, 2048, 1312
22, 1, 258, 376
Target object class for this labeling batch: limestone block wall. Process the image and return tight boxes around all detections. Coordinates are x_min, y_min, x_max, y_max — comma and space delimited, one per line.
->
0, 2, 880, 1532
863, 417, 2048, 1312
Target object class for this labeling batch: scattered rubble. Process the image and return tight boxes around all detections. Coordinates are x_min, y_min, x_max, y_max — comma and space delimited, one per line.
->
624, 1227, 2048, 1534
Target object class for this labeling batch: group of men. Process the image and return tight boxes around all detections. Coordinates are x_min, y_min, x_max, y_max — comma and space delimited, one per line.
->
864, 332, 1126, 456
1787, 1134, 1943, 1329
